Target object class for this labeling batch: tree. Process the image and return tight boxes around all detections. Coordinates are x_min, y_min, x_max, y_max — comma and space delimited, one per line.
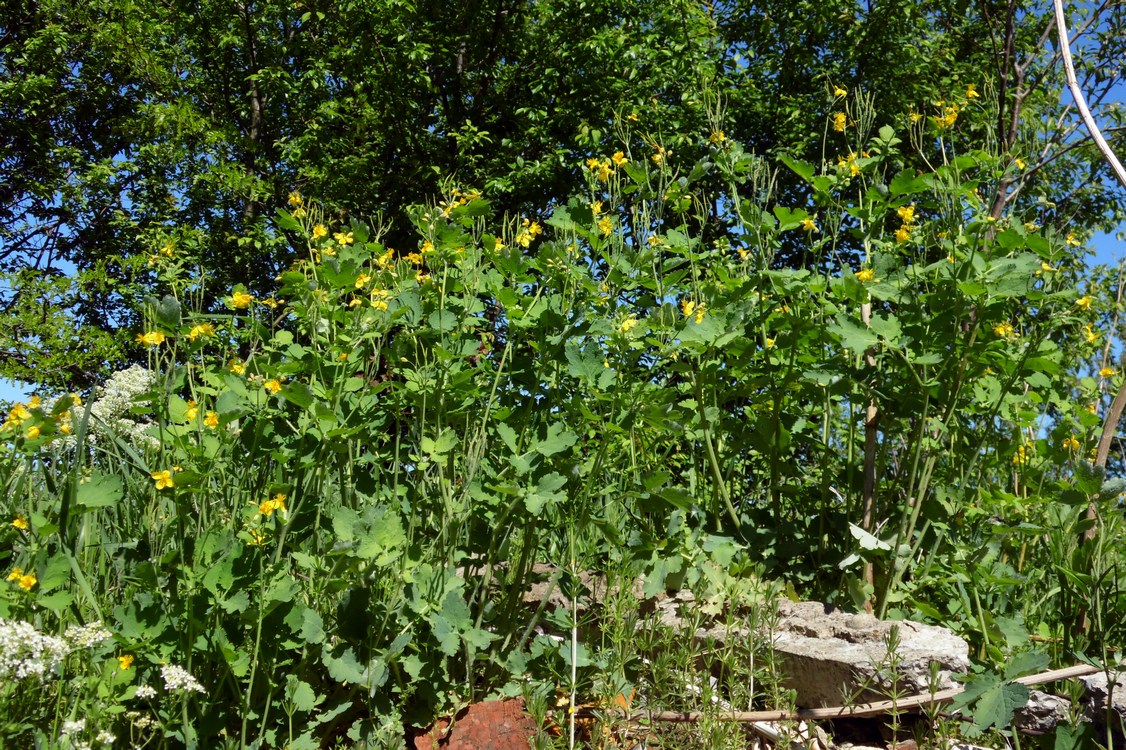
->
1, 0, 1123, 390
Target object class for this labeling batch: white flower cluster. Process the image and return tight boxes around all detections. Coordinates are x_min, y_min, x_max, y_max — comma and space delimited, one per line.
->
0, 617, 70, 680
134, 684, 157, 699
159, 663, 205, 694
57, 365, 160, 452
64, 621, 113, 648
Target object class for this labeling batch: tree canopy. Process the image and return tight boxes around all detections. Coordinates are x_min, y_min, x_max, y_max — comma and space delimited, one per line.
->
1, 0, 1124, 389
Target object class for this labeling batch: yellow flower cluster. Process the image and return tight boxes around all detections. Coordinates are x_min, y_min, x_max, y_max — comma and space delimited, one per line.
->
856, 268, 878, 283
934, 102, 959, 129
1012, 443, 1030, 466
585, 156, 616, 182
136, 331, 166, 346
515, 219, 543, 248
1061, 435, 1080, 452
187, 323, 215, 341
681, 299, 706, 324
258, 493, 287, 517
832, 112, 847, 132
598, 216, 614, 237
438, 187, 482, 218
895, 202, 917, 244
993, 321, 1018, 340
229, 290, 253, 309
837, 151, 861, 177
619, 315, 639, 334
7, 567, 36, 591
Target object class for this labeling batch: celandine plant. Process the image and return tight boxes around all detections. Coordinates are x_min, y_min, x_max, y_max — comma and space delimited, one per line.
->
0, 86, 1122, 748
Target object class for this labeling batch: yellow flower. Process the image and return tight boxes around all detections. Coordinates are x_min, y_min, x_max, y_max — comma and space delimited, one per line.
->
856, 268, 876, 283
627, 112, 639, 122
228, 359, 246, 375
800, 216, 818, 233
258, 493, 287, 517
204, 411, 219, 429
160, 242, 174, 257
708, 130, 726, 144
965, 84, 979, 99
264, 379, 282, 394
369, 288, 391, 311
681, 299, 706, 323
312, 224, 328, 240
7, 403, 31, 424
598, 216, 614, 237
1099, 366, 1117, 378
229, 291, 253, 309
118, 654, 134, 670
287, 191, 303, 207
934, 105, 959, 128
897, 204, 916, 225
405, 251, 424, 266
1040, 262, 1057, 274
247, 527, 268, 546
619, 315, 639, 334
68, 393, 82, 408
355, 273, 371, 289
293, 206, 306, 218
895, 226, 911, 244
832, 112, 847, 132
1075, 295, 1094, 310
135, 331, 166, 346
1084, 323, 1099, 344
12, 515, 28, 530
590, 201, 604, 216
18, 573, 36, 591
909, 112, 923, 124
1062, 435, 1080, 452
585, 157, 601, 171
1066, 233, 1081, 247
151, 470, 174, 490
187, 323, 215, 341
59, 420, 72, 435
185, 400, 198, 421
651, 146, 667, 166
26, 425, 40, 439
833, 85, 847, 98
765, 338, 776, 349
594, 160, 613, 182
6, 567, 22, 582
1012, 444, 1029, 466
994, 321, 1016, 338
334, 231, 354, 246
611, 151, 629, 166
1014, 158, 1026, 170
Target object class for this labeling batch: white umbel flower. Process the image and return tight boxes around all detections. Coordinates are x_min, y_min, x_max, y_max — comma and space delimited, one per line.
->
159, 663, 205, 694
0, 618, 71, 680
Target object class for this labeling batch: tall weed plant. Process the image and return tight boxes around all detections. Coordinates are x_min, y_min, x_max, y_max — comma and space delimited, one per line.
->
1, 85, 1123, 747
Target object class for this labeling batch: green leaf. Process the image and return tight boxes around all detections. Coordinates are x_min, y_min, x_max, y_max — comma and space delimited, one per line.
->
421, 429, 458, 460
828, 316, 879, 354
77, 473, 123, 509
1004, 650, 1048, 680
848, 523, 891, 551
779, 154, 815, 183
154, 294, 182, 329
534, 423, 577, 457
772, 206, 808, 231
286, 677, 321, 712
301, 609, 326, 645
971, 681, 1029, 731
280, 382, 315, 410
275, 208, 302, 232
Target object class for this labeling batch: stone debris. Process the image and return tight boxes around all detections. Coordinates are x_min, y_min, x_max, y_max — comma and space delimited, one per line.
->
1012, 688, 1070, 734
769, 601, 970, 708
